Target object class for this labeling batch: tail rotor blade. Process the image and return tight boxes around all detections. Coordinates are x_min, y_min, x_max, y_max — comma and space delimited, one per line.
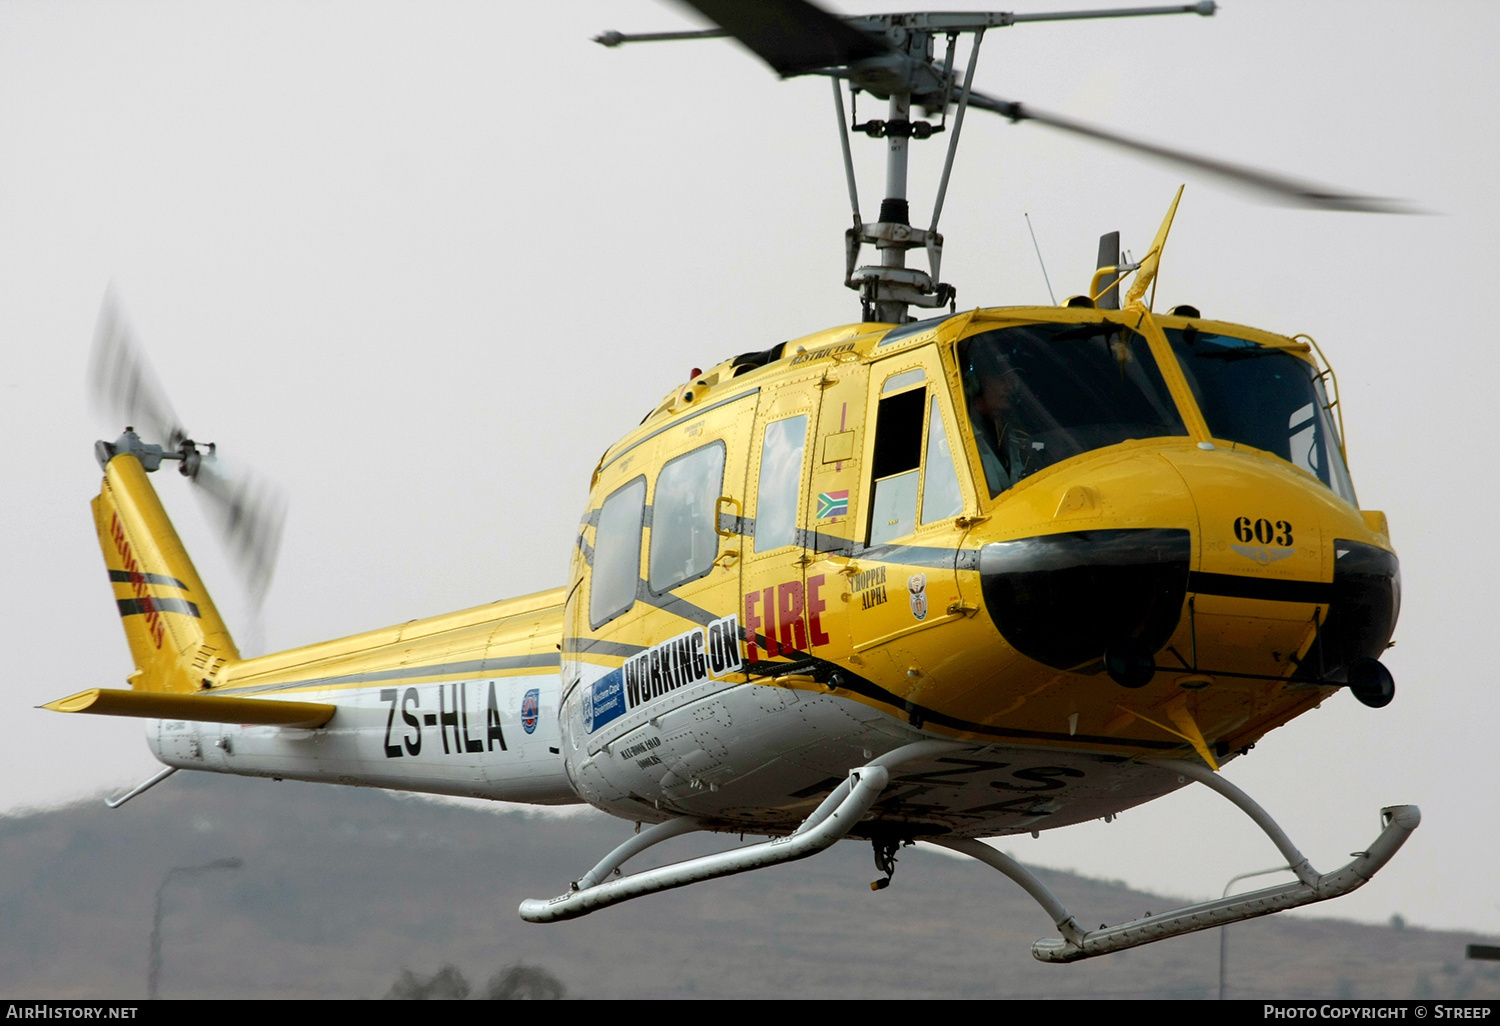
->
86, 289, 288, 616
89, 290, 190, 450
190, 452, 287, 611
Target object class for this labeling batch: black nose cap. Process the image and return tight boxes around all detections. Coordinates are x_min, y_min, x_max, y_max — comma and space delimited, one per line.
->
1105, 641, 1158, 688
979, 528, 1191, 673
1347, 657, 1395, 708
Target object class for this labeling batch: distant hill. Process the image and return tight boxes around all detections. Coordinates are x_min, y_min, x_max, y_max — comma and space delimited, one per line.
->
1, 772, 1495, 1000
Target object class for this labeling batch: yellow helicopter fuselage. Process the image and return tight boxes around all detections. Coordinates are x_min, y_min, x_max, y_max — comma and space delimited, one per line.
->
556, 303, 1397, 838
65, 302, 1398, 847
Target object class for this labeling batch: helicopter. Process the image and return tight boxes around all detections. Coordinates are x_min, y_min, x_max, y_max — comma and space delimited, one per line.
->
43, 0, 1419, 963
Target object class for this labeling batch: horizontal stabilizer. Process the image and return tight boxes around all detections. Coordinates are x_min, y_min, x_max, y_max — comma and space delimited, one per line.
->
42, 688, 334, 728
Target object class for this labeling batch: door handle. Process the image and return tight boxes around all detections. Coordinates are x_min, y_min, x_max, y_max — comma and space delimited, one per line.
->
715, 495, 742, 538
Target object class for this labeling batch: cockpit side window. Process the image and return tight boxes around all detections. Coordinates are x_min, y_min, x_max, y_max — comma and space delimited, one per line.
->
921, 395, 965, 524
649, 442, 726, 594
589, 476, 646, 629
959, 323, 1186, 497
1165, 326, 1357, 505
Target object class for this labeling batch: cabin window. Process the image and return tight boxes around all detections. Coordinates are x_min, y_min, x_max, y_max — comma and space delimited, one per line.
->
590, 476, 646, 629
754, 415, 807, 552
1164, 326, 1357, 504
959, 323, 1186, 497
921, 396, 965, 523
649, 441, 726, 593
868, 381, 926, 545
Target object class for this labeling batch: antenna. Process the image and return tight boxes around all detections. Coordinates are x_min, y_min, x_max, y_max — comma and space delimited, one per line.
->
1024, 213, 1057, 306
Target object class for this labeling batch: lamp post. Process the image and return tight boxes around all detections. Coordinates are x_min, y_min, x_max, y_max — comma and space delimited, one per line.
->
1219, 865, 1293, 1000
147, 858, 243, 1000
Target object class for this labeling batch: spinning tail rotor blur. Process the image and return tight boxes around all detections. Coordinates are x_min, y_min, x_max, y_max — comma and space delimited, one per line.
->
88, 289, 286, 617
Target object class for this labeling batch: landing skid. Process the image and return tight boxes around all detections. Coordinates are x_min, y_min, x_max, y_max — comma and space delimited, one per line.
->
520, 753, 1418, 963
935, 760, 1419, 962
519, 739, 964, 923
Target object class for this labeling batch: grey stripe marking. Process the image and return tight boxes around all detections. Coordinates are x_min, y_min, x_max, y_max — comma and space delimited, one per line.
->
562, 637, 646, 657
717, 511, 755, 537
110, 570, 190, 590
565, 584, 721, 658
856, 542, 978, 571
600, 387, 759, 473
218, 654, 561, 695
118, 597, 201, 618
797, 528, 855, 555
635, 586, 720, 628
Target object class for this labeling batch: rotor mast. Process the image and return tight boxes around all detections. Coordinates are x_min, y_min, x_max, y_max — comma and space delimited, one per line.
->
598, 3, 1238, 324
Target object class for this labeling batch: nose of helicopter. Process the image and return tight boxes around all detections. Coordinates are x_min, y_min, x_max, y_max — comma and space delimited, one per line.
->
976, 443, 1398, 684
1160, 443, 1399, 681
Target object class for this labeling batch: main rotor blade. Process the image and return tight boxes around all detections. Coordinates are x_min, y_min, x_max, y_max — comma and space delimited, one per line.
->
89, 290, 190, 449
966, 89, 1412, 213
190, 452, 286, 611
674, 0, 890, 77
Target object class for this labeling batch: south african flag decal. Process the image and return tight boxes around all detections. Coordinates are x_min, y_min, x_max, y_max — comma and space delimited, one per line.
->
817, 490, 850, 519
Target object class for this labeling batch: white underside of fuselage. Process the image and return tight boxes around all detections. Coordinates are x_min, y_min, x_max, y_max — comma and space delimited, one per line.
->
559, 663, 1196, 839
148, 671, 1194, 839
148, 674, 579, 805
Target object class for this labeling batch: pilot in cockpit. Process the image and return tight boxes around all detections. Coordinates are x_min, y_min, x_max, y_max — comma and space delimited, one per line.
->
964, 348, 1030, 496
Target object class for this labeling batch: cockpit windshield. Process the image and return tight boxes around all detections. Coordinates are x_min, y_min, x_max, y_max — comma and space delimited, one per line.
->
1164, 326, 1357, 505
959, 322, 1187, 497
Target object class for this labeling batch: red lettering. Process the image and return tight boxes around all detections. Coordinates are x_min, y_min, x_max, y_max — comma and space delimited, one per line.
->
762, 586, 779, 656
777, 581, 807, 652
110, 513, 164, 649
807, 574, 830, 647
743, 592, 762, 663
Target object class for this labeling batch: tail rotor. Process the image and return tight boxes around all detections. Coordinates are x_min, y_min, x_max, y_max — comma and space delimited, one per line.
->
88, 289, 287, 612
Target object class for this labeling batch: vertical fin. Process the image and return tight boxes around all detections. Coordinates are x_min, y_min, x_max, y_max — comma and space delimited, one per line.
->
93, 453, 239, 693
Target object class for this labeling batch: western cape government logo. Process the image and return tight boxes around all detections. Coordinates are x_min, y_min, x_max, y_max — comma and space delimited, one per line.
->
521, 687, 540, 734
585, 614, 742, 734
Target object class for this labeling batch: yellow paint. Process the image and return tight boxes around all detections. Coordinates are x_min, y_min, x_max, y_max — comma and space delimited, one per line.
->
72, 280, 1394, 775
1125, 185, 1185, 309
1112, 701, 1219, 771
93, 454, 238, 694
42, 688, 334, 728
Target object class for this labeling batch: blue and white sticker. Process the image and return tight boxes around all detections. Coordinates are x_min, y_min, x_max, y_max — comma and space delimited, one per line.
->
584, 668, 625, 735
521, 687, 540, 734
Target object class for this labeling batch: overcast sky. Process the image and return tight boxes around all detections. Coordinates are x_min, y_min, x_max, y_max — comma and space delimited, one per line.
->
1, 0, 1496, 938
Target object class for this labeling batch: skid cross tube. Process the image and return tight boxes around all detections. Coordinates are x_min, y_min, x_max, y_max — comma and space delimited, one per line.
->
935, 760, 1419, 963
519, 739, 962, 924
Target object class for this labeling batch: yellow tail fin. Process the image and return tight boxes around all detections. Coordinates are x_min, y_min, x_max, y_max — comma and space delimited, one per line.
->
93, 453, 239, 693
